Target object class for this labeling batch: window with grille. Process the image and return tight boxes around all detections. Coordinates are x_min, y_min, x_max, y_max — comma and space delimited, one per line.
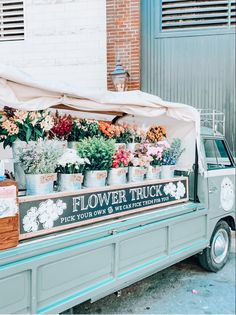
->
0, 0, 24, 42
161, 0, 236, 32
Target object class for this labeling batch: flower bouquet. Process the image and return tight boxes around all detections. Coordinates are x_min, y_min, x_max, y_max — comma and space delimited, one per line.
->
146, 146, 164, 180
128, 144, 152, 182
99, 122, 127, 150
56, 149, 90, 191
50, 111, 73, 141
161, 138, 185, 179
123, 124, 145, 152
107, 148, 131, 185
0, 107, 54, 148
68, 118, 101, 148
0, 108, 55, 189
77, 136, 115, 188
146, 125, 167, 143
17, 140, 64, 195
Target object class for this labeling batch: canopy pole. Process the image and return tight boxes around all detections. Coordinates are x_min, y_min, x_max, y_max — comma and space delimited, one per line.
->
194, 143, 199, 203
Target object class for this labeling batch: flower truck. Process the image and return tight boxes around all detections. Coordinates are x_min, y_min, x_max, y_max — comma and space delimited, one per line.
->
0, 69, 235, 314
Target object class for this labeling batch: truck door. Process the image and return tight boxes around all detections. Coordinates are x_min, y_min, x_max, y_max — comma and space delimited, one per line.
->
203, 137, 235, 218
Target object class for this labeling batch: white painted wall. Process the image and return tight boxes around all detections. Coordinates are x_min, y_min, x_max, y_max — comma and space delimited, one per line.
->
0, 0, 107, 168
0, 0, 107, 90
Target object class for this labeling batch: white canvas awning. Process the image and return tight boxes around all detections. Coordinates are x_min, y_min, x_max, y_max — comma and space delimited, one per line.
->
0, 66, 203, 172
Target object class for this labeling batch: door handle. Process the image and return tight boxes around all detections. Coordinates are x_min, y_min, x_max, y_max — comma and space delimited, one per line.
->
209, 186, 217, 194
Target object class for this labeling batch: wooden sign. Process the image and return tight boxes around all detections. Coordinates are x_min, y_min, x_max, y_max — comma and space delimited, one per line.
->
19, 177, 189, 240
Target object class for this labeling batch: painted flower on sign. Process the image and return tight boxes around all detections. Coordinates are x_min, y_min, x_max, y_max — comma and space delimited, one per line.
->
22, 207, 39, 232
164, 181, 186, 200
22, 199, 67, 232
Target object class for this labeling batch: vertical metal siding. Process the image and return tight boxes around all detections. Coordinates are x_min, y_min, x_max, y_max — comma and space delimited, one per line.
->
141, 0, 236, 155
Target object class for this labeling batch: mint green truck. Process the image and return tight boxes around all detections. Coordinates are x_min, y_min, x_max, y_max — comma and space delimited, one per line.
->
0, 124, 235, 314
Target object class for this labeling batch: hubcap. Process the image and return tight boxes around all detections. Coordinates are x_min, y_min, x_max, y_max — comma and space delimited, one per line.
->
211, 229, 229, 264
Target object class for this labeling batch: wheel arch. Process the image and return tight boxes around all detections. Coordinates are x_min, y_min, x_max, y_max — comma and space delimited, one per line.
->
219, 216, 235, 231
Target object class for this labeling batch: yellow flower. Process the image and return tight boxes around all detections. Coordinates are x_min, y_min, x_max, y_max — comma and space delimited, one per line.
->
2, 120, 19, 136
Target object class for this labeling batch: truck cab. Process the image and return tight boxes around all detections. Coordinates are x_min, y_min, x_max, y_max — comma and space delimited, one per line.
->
196, 122, 235, 272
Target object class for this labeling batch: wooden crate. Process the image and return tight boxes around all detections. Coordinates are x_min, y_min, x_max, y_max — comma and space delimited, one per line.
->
0, 179, 19, 250
0, 214, 19, 250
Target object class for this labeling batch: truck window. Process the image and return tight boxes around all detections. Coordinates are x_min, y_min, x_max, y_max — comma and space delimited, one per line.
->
204, 139, 233, 170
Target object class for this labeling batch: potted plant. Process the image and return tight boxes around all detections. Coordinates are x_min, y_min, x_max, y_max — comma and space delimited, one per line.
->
17, 140, 64, 195
0, 108, 55, 189
0, 107, 54, 149
77, 136, 115, 188
68, 118, 101, 149
146, 146, 163, 180
128, 144, 152, 182
50, 111, 73, 147
124, 124, 145, 152
161, 138, 185, 179
56, 149, 90, 192
107, 148, 130, 185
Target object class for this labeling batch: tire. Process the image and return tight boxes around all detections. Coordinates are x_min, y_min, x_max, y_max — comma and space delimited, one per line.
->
198, 220, 231, 272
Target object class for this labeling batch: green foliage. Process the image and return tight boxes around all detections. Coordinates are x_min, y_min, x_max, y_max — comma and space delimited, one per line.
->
77, 137, 115, 171
162, 138, 185, 165
115, 128, 133, 144
68, 119, 101, 142
17, 140, 64, 174
56, 163, 85, 174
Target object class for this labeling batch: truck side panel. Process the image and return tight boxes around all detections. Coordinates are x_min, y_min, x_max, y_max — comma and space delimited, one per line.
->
0, 205, 208, 314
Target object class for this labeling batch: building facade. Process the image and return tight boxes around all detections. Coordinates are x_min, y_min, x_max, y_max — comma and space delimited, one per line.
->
0, 0, 107, 90
141, 0, 236, 154
0, 0, 235, 154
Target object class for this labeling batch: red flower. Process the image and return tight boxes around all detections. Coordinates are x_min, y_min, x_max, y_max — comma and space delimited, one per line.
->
51, 112, 73, 139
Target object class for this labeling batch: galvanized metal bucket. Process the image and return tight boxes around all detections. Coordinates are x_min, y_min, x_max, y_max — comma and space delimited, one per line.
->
161, 165, 175, 179
83, 170, 107, 188
128, 166, 146, 183
146, 166, 161, 180
58, 173, 83, 192
12, 141, 27, 190
107, 167, 128, 186
25, 173, 57, 196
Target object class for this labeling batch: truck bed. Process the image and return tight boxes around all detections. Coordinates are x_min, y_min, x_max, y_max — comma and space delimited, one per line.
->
0, 202, 208, 314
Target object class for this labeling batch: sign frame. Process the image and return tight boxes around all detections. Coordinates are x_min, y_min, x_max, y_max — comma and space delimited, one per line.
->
19, 177, 189, 240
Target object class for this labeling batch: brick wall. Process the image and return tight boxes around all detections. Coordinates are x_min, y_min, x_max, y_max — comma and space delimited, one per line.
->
106, 0, 141, 91
0, 0, 107, 90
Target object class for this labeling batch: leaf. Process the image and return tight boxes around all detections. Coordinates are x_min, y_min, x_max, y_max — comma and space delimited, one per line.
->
26, 127, 32, 142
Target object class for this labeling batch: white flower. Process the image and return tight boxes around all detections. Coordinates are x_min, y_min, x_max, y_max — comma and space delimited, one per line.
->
57, 149, 89, 167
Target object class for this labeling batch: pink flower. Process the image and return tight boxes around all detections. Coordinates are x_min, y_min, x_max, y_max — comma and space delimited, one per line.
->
158, 140, 170, 149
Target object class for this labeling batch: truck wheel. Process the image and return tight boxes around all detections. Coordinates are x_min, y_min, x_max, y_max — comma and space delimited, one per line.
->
198, 220, 231, 272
